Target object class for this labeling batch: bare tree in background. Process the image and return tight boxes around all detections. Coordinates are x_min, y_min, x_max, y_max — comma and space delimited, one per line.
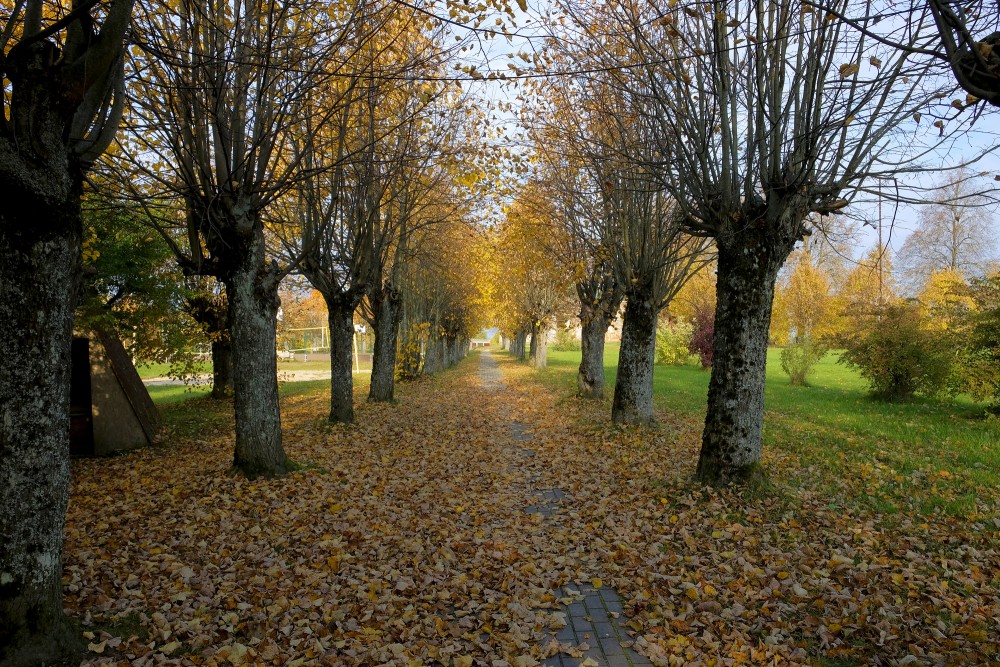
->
897, 170, 997, 293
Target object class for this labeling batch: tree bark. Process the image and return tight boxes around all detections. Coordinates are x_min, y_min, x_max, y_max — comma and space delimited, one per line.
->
326, 297, 356, 423
423, 334, 441, 374
578, 305, 610, 398
0, 200, 85, 665
368, 285, 401, 402
696, 234, 791, 485
514, 330, 527, 361
210, 339, 234, 399
225, 261, 286, 478
612, 287, 658, 426
186, 293, 232, 398
530, 322, 548, 368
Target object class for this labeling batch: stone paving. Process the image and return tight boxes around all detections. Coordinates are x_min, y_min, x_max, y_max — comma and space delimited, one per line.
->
478, 352, 653, 667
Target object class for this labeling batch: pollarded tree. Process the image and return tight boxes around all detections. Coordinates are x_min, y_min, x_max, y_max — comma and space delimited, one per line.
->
1, 1, 135, 662
526, 95, 624, 398
558, 0, 980, 483
528, 44, 711, 416
278, 2, 453, 422
364, 81, 475, 404
118, 0, 361, 473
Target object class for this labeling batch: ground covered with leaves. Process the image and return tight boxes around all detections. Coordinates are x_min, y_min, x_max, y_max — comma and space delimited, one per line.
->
66, 353, 999, 666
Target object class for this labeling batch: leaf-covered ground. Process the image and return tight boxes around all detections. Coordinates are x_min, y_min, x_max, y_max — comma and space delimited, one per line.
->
65, 353, 999, 666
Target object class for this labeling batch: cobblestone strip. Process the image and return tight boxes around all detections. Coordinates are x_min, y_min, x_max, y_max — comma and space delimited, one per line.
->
476, 353, 653, 667
542, 584, 652, 667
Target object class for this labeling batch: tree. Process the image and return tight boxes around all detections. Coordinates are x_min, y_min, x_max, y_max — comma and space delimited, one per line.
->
896, 170, 997, 294
278, 3, 453, 421
926, 0, 1000, 107
528, 46, 710, 422
777, 250, 836, 385
489, 185, 575, 371
118, 0, 359, 473
555, 0, 972, 483
958, 272, 1000, 406
525, 88, 624, 398
1, 0, 135, 662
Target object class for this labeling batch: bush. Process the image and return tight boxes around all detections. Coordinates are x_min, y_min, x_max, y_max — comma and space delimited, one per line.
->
688, 304, 715, 368
837, 301, 953, 401
780, 336, 826, 386
550, 326, 581, 352
655, 318, 697, 365
953, 274, 1000, 407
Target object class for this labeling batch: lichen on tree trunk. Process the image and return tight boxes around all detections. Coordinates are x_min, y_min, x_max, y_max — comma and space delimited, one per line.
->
578, 307, 610, 398
696, 232, 793, 485
327, 298, 356, 423
368, 286, 401, 403
612, 287, 658, 426
225, 264, 286, 478
0, 202, 85, 666
530, 322, 548, 369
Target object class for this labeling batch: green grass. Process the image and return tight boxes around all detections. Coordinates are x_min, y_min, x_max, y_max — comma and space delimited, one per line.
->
138, 358, 370, 380
533, 343, 1000, 516
146, 384, 212, 406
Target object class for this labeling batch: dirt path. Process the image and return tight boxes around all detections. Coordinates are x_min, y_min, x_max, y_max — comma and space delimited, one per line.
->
65, 351, 654, 666
478, 351, 651, 667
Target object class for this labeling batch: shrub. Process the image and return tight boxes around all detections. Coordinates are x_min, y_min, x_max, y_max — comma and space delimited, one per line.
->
655, 318, 697, 365
550, 326, 581, 352
780, 336, 826, 386
953, 274, 1000, 407
688, 303, 715, 368
837, 301, 953, 401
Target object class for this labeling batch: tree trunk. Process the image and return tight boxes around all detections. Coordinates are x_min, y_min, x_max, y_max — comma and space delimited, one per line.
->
0, 199, 85, 665
326, 297, 356, 423
696, 236, 790, 485
515, 330, 527, 361
578, 307, 610, 398
185, 293, 231, 398
612, 287, 658, 426
423, 334, 441, 374
210, 338, 234, 399
225, 263, 286, 478
368, 286, 401, 402
530, 322, 548, 368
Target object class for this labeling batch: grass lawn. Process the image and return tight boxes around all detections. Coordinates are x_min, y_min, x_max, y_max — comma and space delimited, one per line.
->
534, 343, 999, 517
138, 357, 371, 380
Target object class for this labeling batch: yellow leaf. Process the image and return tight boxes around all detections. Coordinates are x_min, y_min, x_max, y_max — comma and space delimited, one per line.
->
516, 0, 527, 11
455, 656, 474, 667
777, 571, 790, 580
838, 62, 860, 78
591, 577, 603, 589
685, 587, 699, 600
703, 584, 718, 597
